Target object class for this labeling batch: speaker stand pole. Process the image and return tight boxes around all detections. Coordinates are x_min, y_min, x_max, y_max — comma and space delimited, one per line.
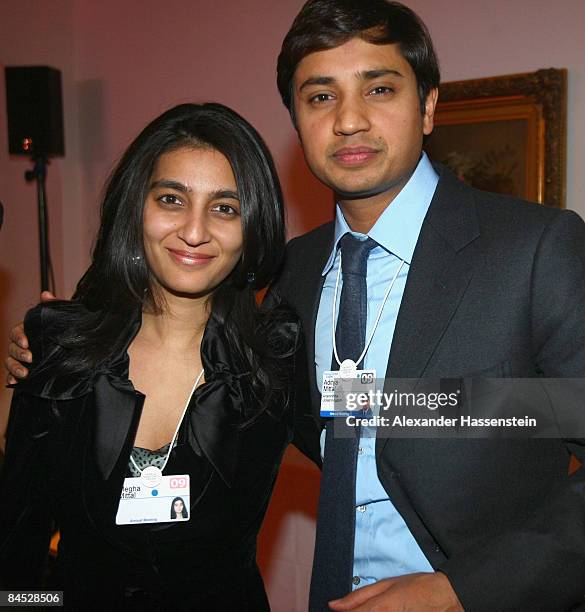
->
25, 156, 50, 292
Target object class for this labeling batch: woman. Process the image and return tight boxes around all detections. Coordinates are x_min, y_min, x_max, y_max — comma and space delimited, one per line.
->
0, 103, 318, 610
171, 497, 188, 520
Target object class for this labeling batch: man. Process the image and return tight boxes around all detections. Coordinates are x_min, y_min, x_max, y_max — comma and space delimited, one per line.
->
271, 1, 585, 610
7, 1, 585, 610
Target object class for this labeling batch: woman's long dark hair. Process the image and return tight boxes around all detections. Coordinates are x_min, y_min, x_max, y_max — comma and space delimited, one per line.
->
38, 103, 290, 412
170, 497, 188, 519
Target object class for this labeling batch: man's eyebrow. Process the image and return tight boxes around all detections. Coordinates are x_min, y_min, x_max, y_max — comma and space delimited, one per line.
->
360, 68, 404, 80
149, 179, 192, 193
299, 69, 404, 92
299, 76, 335, 92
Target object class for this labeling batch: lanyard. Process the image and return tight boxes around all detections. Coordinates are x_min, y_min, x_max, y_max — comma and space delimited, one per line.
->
331, 251, 406, 371
130, 368, 205, 478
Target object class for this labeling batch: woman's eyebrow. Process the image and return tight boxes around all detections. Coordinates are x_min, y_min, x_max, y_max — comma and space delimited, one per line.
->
149, 179, 192, 193
149, 181, 238, 201
210, 189, 240, 201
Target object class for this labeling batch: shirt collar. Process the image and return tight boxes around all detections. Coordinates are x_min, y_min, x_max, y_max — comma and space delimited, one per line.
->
322, 152, 439, 275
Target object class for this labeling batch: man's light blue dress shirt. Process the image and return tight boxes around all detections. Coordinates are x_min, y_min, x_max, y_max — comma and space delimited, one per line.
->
315, 153, 438, 588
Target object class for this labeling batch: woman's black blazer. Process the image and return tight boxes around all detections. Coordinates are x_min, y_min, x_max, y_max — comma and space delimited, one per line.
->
0, 304, 319, 611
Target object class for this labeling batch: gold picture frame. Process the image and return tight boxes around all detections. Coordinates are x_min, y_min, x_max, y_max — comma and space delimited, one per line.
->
425, 69, 567, 208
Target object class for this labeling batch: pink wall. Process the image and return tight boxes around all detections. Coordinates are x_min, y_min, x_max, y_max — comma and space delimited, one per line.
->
0, 0, 83, 439
72, 0, 331, 252
408, 0, 585, 218
2, 1, 585, 608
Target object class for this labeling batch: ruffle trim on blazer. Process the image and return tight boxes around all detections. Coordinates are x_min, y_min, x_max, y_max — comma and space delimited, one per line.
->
13, 304, 298, 488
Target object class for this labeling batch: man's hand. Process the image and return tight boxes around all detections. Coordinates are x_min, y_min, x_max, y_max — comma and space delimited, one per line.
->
6, 322, 30, 383
5, 291, 56, 384
328, 572, 464, 612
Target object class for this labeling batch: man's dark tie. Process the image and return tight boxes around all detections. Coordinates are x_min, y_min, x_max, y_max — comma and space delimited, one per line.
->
309, 234, 377, 611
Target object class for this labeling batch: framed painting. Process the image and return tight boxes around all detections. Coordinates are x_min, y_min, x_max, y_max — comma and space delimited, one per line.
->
425, 69, 567, 207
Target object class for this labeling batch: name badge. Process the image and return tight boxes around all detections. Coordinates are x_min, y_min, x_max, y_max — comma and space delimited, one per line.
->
116, 474, 191, 525
320, 368, 376, 417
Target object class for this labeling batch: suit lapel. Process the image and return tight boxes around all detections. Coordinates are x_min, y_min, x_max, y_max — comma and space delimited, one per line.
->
386, 169, 481, 380
307, 274, 327, 412
288, 225, 335, 414
378, 171, 481, 458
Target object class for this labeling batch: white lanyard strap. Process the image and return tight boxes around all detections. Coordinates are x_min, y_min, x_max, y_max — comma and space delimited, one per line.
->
332, 253, 406, 369
130, 368, 205, 475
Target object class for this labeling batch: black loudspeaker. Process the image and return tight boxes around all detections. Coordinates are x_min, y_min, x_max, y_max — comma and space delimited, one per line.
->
5, 66, 64, 157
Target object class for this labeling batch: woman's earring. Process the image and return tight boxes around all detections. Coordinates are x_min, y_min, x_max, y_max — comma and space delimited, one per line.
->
247, 271, 255, 284
131, 255, 142, 265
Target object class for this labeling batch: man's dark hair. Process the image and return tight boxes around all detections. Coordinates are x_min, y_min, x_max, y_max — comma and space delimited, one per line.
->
277, 0, 440, 120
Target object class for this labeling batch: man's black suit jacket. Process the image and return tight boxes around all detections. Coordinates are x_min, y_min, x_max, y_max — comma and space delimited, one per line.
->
274, 166, 585, 611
